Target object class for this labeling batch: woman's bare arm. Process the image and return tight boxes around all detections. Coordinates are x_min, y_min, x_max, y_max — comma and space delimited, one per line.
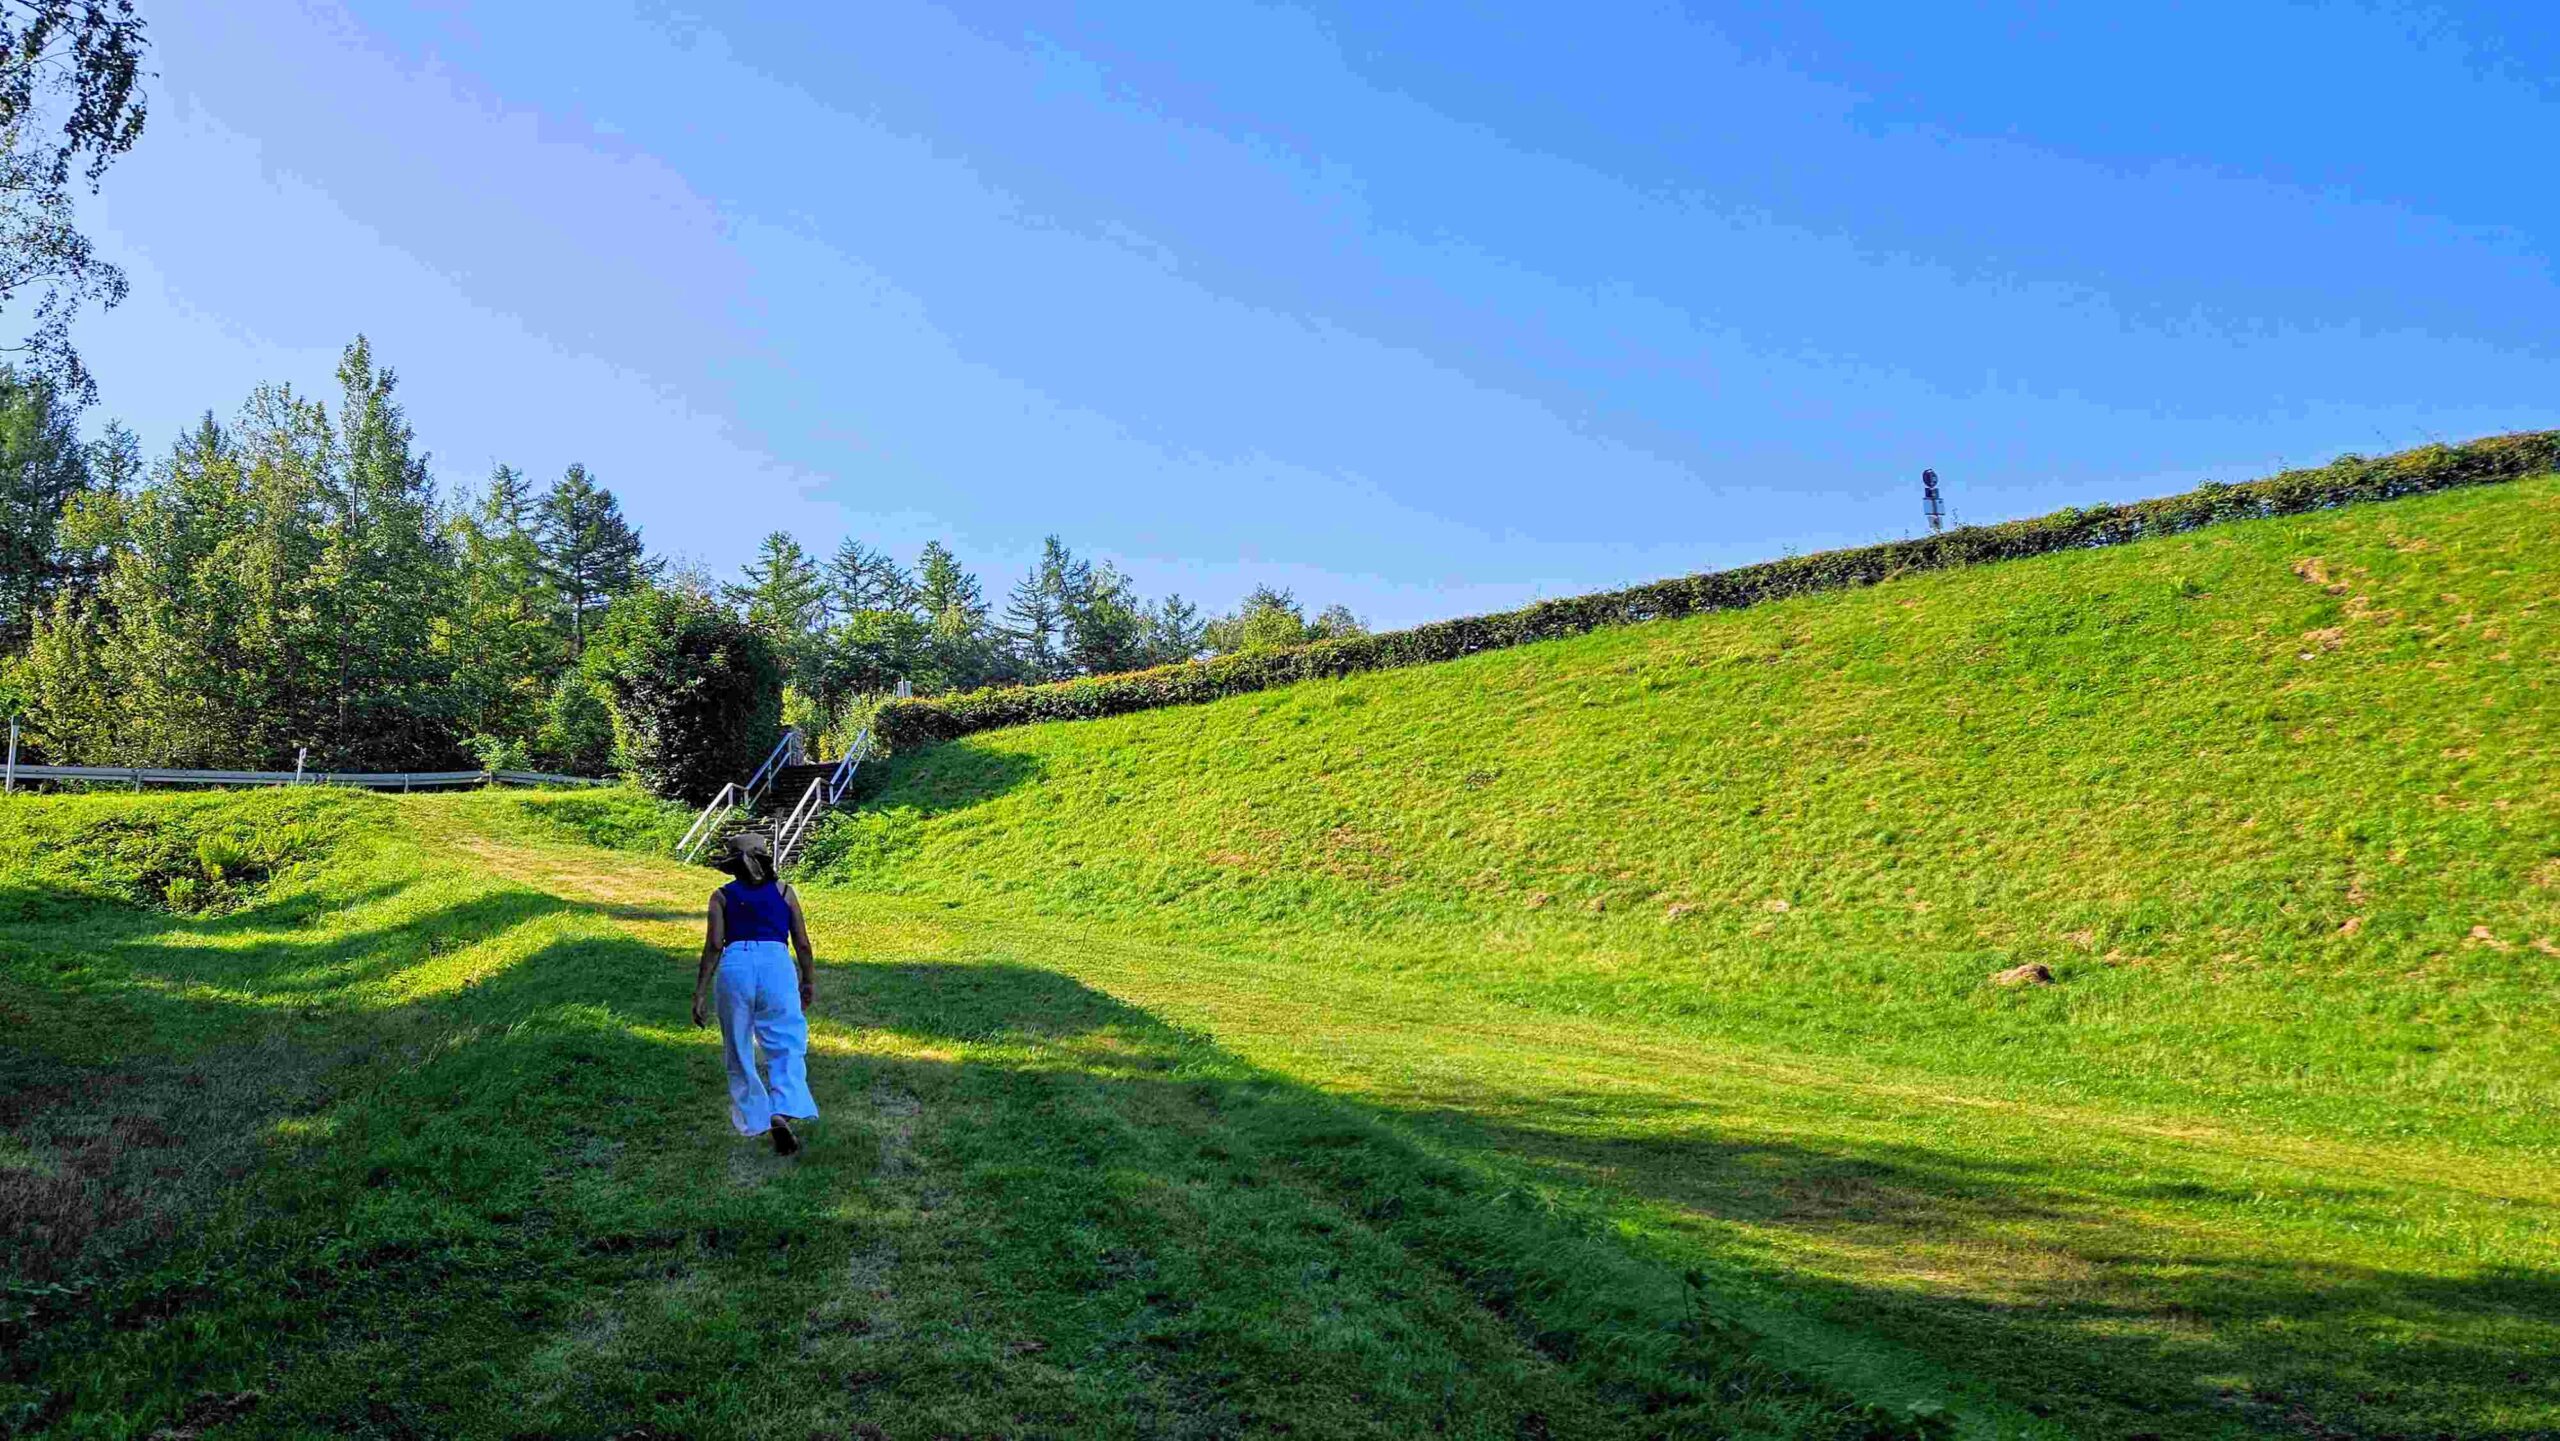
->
692, 891, 726, 1027
784, 883, 816, 1009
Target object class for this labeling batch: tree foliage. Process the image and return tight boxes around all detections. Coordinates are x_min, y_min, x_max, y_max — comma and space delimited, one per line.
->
0, 363, 87, 649
538, 462, 651, 658
0, 332, 1372, 780
587, 583, 783, 803
0, 0, 149, 404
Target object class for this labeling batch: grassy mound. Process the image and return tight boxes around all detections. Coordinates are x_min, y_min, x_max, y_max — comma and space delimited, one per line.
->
804, 473, 2560, 1436
0, 788, 373, 918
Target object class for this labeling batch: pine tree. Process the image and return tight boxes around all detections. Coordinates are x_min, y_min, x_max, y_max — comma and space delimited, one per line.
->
1203, 584, 1314, 654
538, 462, 650, 658
57, 417, 139, 601
1310, 603, 1367, 640
1063, 560, 1148, 675
725, 530, 830, 706
313, 336, 457, 766
1001, 563, 1060, 681
444, 464, 564, 745
826, 538, 913, 615
0, 366, 89, 652
725, 530, 829, 641
911, 541, 994, 691
912, 541, 984, 625
1146, 592, 1207, 665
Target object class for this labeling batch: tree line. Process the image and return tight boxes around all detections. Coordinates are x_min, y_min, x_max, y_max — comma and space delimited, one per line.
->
0, 338, 1366, 784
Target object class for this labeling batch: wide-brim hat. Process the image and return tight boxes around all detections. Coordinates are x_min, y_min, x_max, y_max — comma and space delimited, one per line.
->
719, 831, 774, 884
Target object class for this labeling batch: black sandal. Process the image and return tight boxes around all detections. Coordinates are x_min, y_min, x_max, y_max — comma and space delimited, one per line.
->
770, 1116, 801, 1156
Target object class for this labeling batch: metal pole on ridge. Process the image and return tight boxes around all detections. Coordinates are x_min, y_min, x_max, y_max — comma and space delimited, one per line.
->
6, 717, 17, 794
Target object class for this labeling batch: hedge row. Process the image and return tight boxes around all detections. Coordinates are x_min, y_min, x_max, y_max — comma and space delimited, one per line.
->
875, 430, 2560, 748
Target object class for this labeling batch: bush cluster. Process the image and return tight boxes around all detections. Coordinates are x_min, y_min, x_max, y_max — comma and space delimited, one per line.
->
873, 431, 2560, 748
587, 587, 785, 803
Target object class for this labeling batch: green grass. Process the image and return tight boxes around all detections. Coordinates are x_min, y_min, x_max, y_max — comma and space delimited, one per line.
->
799, 473, 2560, 1437
2, 475, 2553, 1438
1, 791, 1943, 1438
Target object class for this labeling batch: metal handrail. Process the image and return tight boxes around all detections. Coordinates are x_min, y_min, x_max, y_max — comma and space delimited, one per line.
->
677, 782, 741, 862
824, 726, 872, 805
741, 728, 799, 809
0, 763, 610, 792
774, 777, 826, 865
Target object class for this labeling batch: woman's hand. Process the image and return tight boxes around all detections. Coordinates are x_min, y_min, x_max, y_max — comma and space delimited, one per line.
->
691, 992, 709, 1028
799, 974, 816, 1011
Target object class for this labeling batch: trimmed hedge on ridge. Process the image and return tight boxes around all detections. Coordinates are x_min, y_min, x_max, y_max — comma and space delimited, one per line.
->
875, 430, 2560, 748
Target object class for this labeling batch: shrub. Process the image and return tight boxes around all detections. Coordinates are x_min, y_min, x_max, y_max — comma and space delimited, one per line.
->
587, 585, 784, 802
874, 430, 2560, 747
463, 733, 534, 773
532, 669, 616, 777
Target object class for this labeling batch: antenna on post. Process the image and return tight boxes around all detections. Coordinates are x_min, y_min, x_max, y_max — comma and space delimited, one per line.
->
1922, 469, 1945, 534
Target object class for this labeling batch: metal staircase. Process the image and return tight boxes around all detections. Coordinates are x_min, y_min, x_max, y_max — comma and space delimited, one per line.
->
676, 726, 873, 868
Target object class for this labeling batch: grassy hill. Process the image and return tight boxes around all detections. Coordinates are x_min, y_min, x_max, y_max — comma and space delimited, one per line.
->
803, 471, 2560, 1436
1, 472, 2552, 1438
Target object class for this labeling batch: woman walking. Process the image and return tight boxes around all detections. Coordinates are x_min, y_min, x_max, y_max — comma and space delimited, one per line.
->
691, 831, 820, 1155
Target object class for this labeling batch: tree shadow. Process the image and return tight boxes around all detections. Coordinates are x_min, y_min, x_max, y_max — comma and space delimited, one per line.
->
1371, 1087, 2560, 1438
8, 877, 2555, 1440
846, 743, 1042, 817
2, 907, 1894, 1438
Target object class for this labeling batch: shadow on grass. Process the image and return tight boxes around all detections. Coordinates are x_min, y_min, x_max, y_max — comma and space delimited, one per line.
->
7, 874, 2553, 1439
1380, 1090, 2560, 1439
848, 742, 1042, 817
1, 892, 1901, 1439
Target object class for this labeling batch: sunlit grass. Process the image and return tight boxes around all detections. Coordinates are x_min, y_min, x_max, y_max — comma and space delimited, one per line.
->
4, 792, 1924, 1437
799, 474, 2560, 1437
4, 475, 2551, 1438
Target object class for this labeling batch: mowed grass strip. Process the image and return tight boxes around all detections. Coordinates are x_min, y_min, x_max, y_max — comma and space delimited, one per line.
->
2, 792, 1938, 1438
798, 474, 2560, 1438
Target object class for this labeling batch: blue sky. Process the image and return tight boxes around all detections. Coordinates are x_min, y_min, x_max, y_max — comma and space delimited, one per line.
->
72, 1, 2560, 627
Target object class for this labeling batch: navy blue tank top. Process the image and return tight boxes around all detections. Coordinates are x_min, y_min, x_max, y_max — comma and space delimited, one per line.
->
721, 879, 792, 945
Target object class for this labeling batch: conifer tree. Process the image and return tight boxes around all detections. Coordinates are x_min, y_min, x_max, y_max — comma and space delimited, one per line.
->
1001, 563, 1060, 681
445, 464, 563, 745
0, 366, 90, 651
313, 336, 455, 765
911, 541, 994, 691
726, 530, 829, 641
726, 530, 830, 701
1203, 584, 1314, 653
912, 540, 984, 626
826, 538, 912, 615
538, 462, 650, 658
1147, 593, 1207, 664
1062, 559, 1149, 675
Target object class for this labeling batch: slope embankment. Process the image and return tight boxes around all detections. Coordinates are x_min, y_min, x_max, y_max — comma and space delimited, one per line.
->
804, 471, 2560, 1438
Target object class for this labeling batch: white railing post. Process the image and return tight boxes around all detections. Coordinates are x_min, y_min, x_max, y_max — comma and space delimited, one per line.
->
742, 728, 796, 809
295, 746, 308, 784
825, 726, 871, 805
776, 777, 825, 865
5, 716, 16, 794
